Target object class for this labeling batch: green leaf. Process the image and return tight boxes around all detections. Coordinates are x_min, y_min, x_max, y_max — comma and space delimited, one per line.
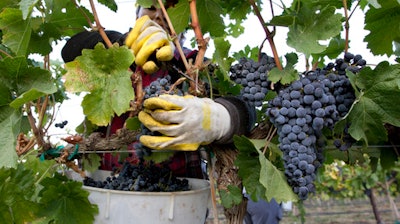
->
0, 108, 21, 168
267, 53, 298, 84
219, 185, 243, 209
167, 1, 190, 34
97, 0, 117, 12
81, 154, 102, 173
0, 8, 32, 56
39, 174, 98, 224
287, 5, 343, 55
64, 43, 134, 126
0, 164, 39, 223
311, 36, 346, 62
43, 0, 94, 37
125, 116, 141, 131
0, 56, 57, 108
136, 0, 154, 8
19, 0, 39, 19
213, 37, 233, 73
220, 0, 252, 22
268, 67, 299, 85
364, 0, 400, 56
197, 0, 225, 37
347, 62, 400, 144
81, 90, 114, 126
232, 45, 259, 61
0, 0, 18, 9
234, 136, 266, 202
258, 145, 298, 203
144, 151, 175, 163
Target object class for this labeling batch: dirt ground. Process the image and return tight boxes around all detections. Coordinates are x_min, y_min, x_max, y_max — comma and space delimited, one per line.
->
206, 196, 400, 224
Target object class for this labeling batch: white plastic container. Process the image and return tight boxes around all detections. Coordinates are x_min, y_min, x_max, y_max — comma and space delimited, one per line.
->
71, 170, 211, 224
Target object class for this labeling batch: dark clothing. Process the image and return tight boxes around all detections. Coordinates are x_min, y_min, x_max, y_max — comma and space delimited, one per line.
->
244, 197, 283, 224
61, 30, 255, 179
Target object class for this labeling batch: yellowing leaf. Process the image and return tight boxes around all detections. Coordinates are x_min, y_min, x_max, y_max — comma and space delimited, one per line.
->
64, 43, 135, 126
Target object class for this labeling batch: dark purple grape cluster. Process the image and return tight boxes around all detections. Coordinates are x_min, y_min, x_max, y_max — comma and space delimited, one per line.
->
83, 161, 190, 192
229, 53, 276, 107
55, 120, 68, 128
266, 52, 365, 200
143, 75, 184, 100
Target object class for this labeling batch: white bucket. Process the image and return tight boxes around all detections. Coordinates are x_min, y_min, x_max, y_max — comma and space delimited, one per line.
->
71, 170, 211, 224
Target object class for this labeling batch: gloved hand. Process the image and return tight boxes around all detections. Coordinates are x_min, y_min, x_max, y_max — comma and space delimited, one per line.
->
138, 95, 232, 151
125, 15, 175, 74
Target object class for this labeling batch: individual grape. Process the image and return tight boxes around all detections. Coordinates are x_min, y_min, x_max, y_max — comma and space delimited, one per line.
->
303, 84, 315, 95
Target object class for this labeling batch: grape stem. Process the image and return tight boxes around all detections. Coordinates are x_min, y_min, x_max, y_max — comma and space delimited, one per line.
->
263, 126, 277, 155
248, 0, 283, 70
88, 0, 113, 48
156, 0, 207, 96
342, 0, 350, 52
156, 0, 190, 71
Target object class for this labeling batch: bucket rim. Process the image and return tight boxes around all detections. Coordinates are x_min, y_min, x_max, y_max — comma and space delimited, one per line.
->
82, 178, 210, 196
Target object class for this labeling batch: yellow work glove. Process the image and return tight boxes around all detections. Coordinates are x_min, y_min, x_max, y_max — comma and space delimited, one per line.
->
125, 15, 175, 74
138, 95, 232, 151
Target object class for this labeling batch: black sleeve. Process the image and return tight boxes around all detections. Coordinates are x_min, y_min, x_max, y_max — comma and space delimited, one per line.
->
61, 30, 126, 63
213, 96, 256, 144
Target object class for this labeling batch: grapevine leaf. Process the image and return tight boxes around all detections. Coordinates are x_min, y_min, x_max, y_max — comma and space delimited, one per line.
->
0, 8, 32, 56
167, 1, 190, 34
286, 5, 342, 55
197, 0, 225, 37
28, 22, 57, 56
234, 136, 266, 202
268, 14, 294, 27
19, 0, 39, 19
0, 165, 39, 223
268, 67, 298, 85
379, 146, 397, 170
97, 0, 117, 12
39, 174, 98, 224
43, 0, 94, 38
144, 151, 175, 163
81, 154, 102, 173
213, 37, 233, 73
219, 0, 252, 21
81, 90, 114, 126
0, 56, 57, 109
364, 0, 400, 56
226, 20, 245, 38
125, 117, 141, 131
136, 0, 153, 8
23, 154, 58, 178
347, 62, 400, 145
232, 45, 260, 62
0, 107, 21, 168
64, 43, 134, 126
311, 36, 346, 62
257, 145, 298, 203
0, 0, 18, 8
213, 68, 241, 96
268, 53, 299, 85
367, 0, 382, 8
218, 185, 243, 209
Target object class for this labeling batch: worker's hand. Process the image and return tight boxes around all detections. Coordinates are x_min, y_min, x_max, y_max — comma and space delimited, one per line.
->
138, 95, 232, 151
125, 15, 175, 74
